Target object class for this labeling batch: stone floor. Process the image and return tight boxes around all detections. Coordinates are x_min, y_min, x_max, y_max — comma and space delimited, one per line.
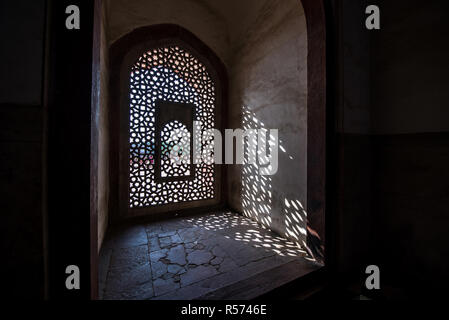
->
99, 211, 320, 300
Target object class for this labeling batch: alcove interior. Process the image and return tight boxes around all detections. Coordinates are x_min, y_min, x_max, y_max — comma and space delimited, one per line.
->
95, 0, 325, 300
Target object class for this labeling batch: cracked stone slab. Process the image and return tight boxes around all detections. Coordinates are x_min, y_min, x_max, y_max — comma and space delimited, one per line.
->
101, 211, 313, 300
167, 264, 185, 275
180, 265, 219, 287
218, 236, 275, 267
112, 225, 148, 249
185, 242, 196, 249
105, 262, 152, 298
210, 257, 223, 266
148, 237, 160, 252
212, 245, 227, 258
193, 243, 205, 250
151, 260, 168, 280
160, 219, 193, 232
187, 250, 213, 265
145, 224, 163, 237
159, 236, 174, 248
177, 227, 200, 243
170, 234, 183, 244
153, 277, 180, 297
166, 245, 187, 265
162, 273, 175, 280
218, 257, 239, 273
159, 231, 176, 238
149, 249, 168, 262
109, 245, 149, 270
178, 227, 214, 244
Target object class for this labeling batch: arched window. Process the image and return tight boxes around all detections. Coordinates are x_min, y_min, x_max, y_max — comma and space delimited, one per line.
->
128, 45, 217, 209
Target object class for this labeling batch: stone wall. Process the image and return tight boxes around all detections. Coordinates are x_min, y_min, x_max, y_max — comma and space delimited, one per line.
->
106, 0, 230, 66
370, 0, 449, 295
333, 0, 375, 275
332, 0, 449, 296
98, 0, 110, 252
226, 0, 308, 246
0, 0, 46, 298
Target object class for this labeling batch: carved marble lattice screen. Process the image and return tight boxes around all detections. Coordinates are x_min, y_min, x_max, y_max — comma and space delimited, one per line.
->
129, 46, 216, 208
160, 120, 191, 178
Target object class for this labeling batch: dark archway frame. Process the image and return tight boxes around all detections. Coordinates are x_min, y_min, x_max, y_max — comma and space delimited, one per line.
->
42, 0, 329, 300
301, 0, 328, 263
109, 25, 228, 222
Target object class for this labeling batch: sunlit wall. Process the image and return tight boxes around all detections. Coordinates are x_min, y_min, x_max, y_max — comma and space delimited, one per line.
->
227, 0, 308, 246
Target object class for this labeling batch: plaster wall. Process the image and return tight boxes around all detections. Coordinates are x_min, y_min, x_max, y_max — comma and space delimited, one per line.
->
226, 0, 308, 245
106, 0, 230, 66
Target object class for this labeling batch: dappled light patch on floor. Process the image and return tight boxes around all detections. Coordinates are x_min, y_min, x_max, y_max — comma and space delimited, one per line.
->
99, 211, 315, 300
